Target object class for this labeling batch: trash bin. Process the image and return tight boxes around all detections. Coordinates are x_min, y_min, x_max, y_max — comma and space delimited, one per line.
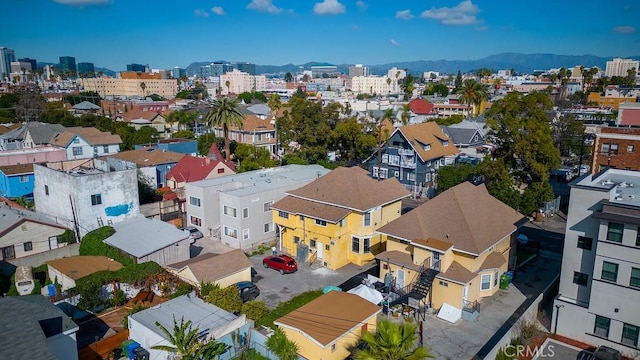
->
500, 274, 510, 289
505, 271, 514, 283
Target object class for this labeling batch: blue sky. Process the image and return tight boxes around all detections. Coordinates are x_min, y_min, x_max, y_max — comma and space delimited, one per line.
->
1, 0, 638, 71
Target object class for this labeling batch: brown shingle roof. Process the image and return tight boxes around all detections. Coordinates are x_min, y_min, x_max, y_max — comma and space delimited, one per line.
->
275, 291, 381, 347
167, 250, 251, 284
479, 252, 507, 270
0, 163, 34, 175
46, 256, 123, 280
436, 261, 476, 284
104, 148, 184, 167
272, 196, 351, 223
50, 127, 123, 147
377, 181, 525, 255
412, 237, 453, 252
287, 167, 410, 212
375, 250, 421, 272
397, 122, 459, 162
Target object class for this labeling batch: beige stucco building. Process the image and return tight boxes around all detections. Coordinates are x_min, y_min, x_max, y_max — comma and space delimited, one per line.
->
80, 77, 178, 98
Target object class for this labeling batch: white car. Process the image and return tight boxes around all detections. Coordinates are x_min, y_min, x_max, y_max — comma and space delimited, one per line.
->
182, 226, 204, 244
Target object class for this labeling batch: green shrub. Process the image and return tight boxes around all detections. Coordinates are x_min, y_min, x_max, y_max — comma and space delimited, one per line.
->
204, 283, 242, 314
79, 226, 135, 267
111, 288, 126, 307
57, 229, 76, 244
241, 300, 269, 322
168, 282, 193, 299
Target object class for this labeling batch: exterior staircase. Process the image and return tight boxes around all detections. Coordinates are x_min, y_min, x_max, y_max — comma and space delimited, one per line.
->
388, 258, 440, 321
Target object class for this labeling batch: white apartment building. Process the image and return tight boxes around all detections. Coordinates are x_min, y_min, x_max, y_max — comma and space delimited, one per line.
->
553, 169, 640, 357
387, 67, 406, 80
80, 77, 178, 98
605, 58, 640, 78
351, 75, 399, 95
219, 69, 266, 95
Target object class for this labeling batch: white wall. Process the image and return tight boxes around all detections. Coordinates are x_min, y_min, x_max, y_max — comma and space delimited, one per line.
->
129, 317, 169, 360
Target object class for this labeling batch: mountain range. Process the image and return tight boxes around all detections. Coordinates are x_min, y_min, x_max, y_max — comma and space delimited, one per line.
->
186, 53, 640, 77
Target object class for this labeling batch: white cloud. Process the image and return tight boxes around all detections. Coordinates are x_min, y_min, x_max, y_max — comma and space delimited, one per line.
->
420, 0, 480, 25
613, 25, 636, 34
194, 9, 209, 17
395, 9, 414, 20
313, 0, 345, 15
247, 0, 282, 14
356, 1, 367, 11
390, 39, 400, 47
211, 6, 226, 16
53, 0, 110, 5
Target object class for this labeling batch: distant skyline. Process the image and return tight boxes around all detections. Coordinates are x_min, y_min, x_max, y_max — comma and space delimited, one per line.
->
1, 0, 638, 71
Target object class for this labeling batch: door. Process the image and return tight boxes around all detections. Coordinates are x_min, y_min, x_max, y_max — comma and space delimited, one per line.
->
49, 236, 58, 250
396, 269, 405, 289
433, 252, 441, 271
316, 242, 323, 259
462, 284, 469, 308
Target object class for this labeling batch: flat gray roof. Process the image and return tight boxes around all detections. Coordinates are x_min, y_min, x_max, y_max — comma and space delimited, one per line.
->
104, 216, 188, 258
129, 294, 237, 340
574, 168, 640, 207
187, 164, 330, 197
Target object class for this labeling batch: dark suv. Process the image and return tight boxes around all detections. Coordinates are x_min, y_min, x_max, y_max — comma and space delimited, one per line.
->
236, 281, 260, 302
262, 255, 298, 274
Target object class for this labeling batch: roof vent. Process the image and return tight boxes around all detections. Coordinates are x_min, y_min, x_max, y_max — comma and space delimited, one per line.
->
602, 179, 615, 186
619, 181, 633, 188
615, 195, 624, 201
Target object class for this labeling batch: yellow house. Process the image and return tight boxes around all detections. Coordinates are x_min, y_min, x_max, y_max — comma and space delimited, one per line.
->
376, 182, 526, 312
272, 166, 410, 270
165, 249, 252, 289
274, 291, 381, 360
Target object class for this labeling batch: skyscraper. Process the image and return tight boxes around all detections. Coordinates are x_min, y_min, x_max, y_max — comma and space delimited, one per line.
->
77, 62, 95, 76
234, 62, 256, 75
127, 63, 146, 72
59, 56, 77, 75
0, 47, 16, 78
18, 57, 37, 72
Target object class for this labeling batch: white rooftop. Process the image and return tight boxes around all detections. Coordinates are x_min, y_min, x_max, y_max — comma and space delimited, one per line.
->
104, 215, 188, 258
574, 169, 640, 207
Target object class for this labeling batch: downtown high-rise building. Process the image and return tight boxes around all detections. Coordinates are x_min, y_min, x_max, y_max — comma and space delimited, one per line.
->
59, 56, 77, 75
18, 57, 37, 72
0, 47, 16, 78
127, 63, 147, 72
77, 62, 95, 76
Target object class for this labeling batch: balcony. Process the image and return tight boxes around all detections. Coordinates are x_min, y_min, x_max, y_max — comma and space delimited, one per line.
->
398, 149, 414, 156
400, 160, 416, 169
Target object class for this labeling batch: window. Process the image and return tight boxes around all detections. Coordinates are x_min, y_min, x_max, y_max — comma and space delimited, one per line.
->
577, 236, 593, 250
243, 228, 250, 240
388, 154, 399, 166
44, 185, 49, 196
594, 315, 610, 338
352, 237, 360, 253
325, 244, 330, 251
339, 218, 345, 227
610, 143, 619, 154
242, 208, 249, 218
573, 272, 588, 286
439, 280, 448, 287
223, 205, 237, 218
637, 227, 640, 246
606, 222, 624, 243
372, 167, 388, 179
189, 196, 201, 207
93, 146, 98, 154
73, 138, 79, 144
310, 239, 316, 248
263, 201, 273, 212
394, 171, 400, 177
72, 146, 83, 156
19, 175, 28, 183
264, 222, 272, 233
382, 154, 388, 164
601, 261, 619, 282
190, 216, 201, 226
628, 145, 635, 153
217, 168, 225, 174
23, 241, 33, 252
363, 238, 370, 253
331, 344, 336, 352
293, 236, 300, 244
103, 145, 109, 153
224, 226, 238, 239
481, 274, 491, 290
315, 219, 327, 226
278, 211, 288, 219
424, 144, 431, 151
407, 172, 415, 181
494, 270, 499, 287
622, 323, 639, 347
364, 212, 371, 226
631, 268, 640, 288
91, 194, 102, 206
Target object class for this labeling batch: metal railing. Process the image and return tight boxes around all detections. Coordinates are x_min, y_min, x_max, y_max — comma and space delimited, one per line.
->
463, 299, 480, 313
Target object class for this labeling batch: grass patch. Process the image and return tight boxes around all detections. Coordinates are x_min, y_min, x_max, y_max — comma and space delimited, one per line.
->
257, 290, 323, 329
516, 247, 536, 266
233, 349, 270, 360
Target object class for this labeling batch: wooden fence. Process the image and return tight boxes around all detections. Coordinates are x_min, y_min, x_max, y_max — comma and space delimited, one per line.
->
78, 329, 129, 360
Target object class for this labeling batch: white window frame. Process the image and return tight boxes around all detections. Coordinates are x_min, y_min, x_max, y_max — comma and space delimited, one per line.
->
91, 193, 102, 206
243, 228, 250, 240
223, 205, 237, 218
382, 154, 389, 164
364, 212, 371, 226
189, 196, 201, 207
263, 201, 273, 212
264, 222, 273, 233
72, 146, 83, 156
481, 274, 491, 291
388, 154, 399, 166
224, 226, 238, 239
494, 270, 499, 287
190, 216, 202, 226
315, 219, 327, 226
19, 175, 29, 183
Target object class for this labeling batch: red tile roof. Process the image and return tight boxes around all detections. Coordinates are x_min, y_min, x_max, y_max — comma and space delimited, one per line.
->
165, 155, 235, 183
409, 99, 437, 115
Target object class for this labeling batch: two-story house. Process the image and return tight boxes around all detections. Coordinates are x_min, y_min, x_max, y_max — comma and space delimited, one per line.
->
553, 169, 640, 356
363, 121, 459, 197
0, 122, 65, 151
376, 181, 525, 316
272, 166, 410, 270
49, 127, 122, 160
408, 98, 439, 124
0, 163, 35, 199
212, 112, 277, 157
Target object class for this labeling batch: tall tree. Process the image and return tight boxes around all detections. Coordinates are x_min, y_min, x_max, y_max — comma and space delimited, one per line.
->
352, 319, 433, 360
284, 72, 293, 83
400, 72, 415, 100
458, 79, 489, 116
151, 317, 229, 360
205, 97, 244, 161
454, 70, 463, 92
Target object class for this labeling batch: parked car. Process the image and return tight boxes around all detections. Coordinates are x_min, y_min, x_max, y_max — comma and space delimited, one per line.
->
262, 254, 298, 274
182, 226, 203, 244
236, 281, 260, 302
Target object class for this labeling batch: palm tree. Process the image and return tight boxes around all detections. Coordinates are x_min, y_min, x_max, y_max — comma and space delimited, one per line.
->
352, 319, 433, 360
400, 104, 411, 126
205, 97, 243, 161
386, 78, 392, 98
224, 80, 230, 95
458, 79, 489, 116
265, 327, 299, 360
151, 316, 229, 360
140, 82, 147, 97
